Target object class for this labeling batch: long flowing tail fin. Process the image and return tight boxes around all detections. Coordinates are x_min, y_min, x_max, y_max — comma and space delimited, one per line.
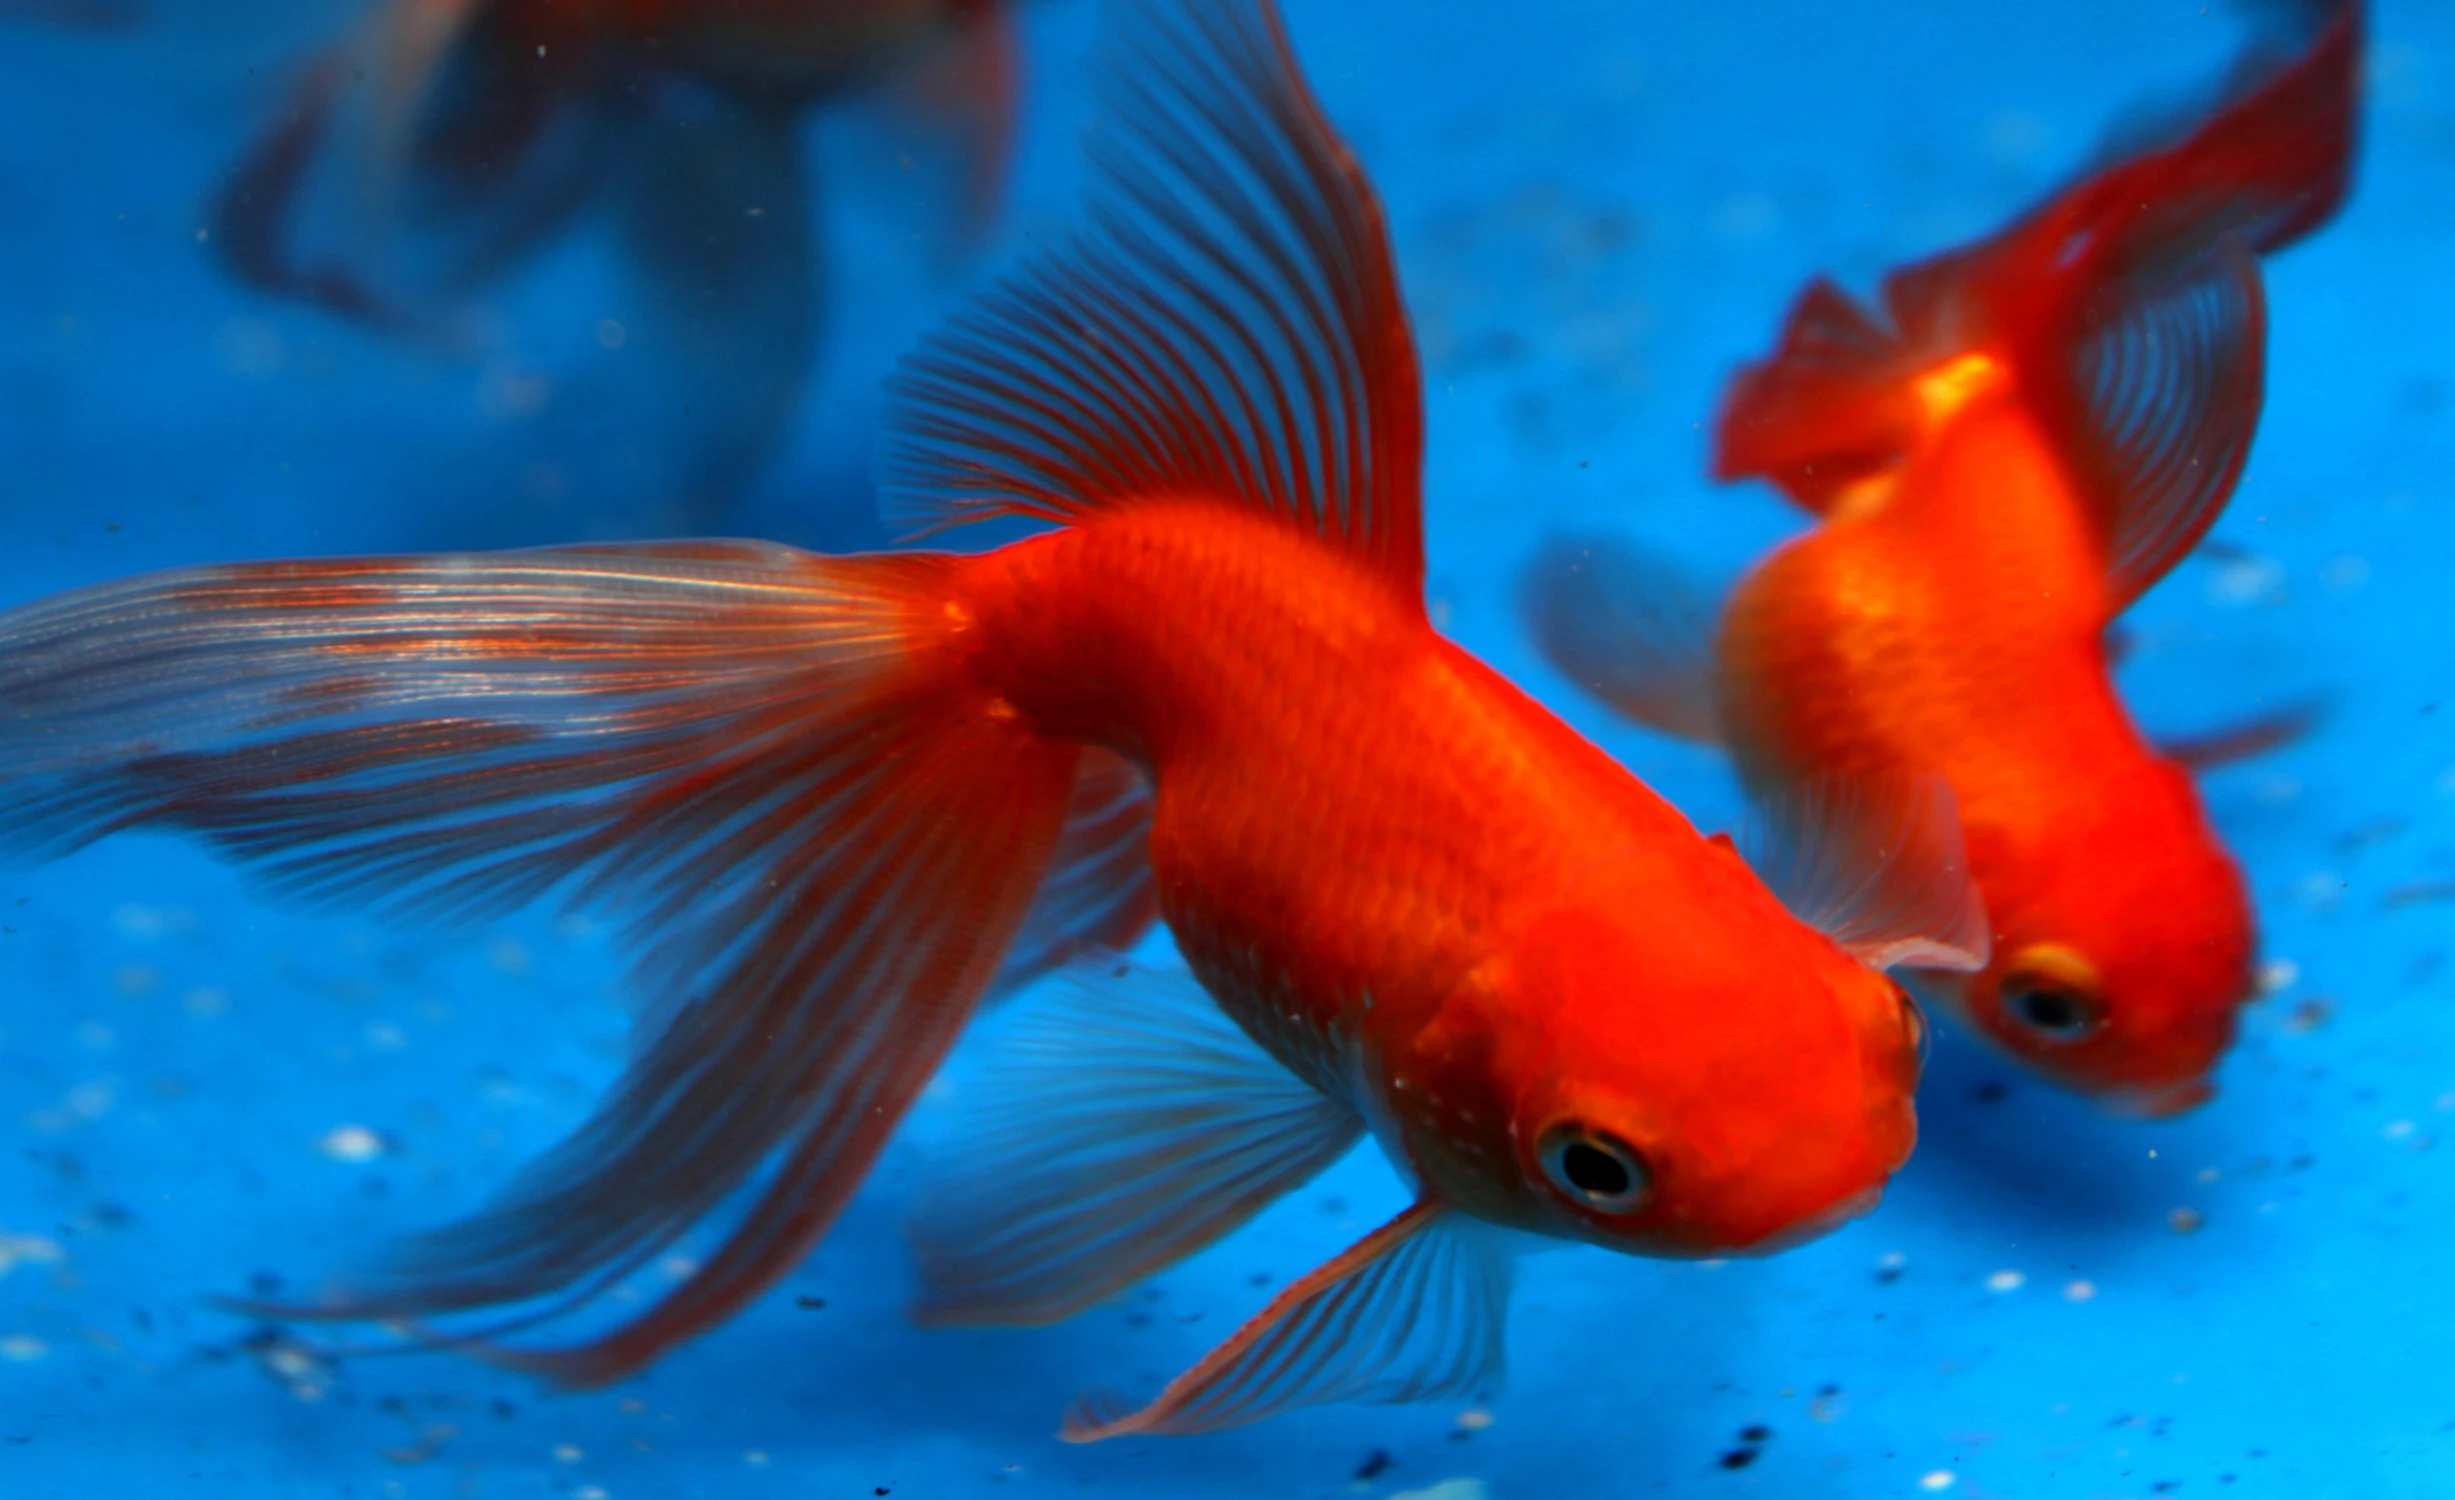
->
0, 542, 1144, 1382
1716, 0, 2361, 602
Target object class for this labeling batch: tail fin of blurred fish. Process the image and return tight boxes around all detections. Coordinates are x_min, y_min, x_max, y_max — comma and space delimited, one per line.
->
210, 0, 621, 331
0, 0, 139, 29
0, 541, 1150, 1383
1717, 0, 2362, 599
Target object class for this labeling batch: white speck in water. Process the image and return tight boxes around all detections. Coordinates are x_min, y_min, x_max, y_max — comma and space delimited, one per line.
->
1985, 1270, 2025, 1293
573, 1488, 607, 1500
1453, 1407, 1495, 1432
2255, 958, 2300, 995
552, 1444, 584, 1464
2063, 1279, 2097, 1303
366, 1022, 407, 1052
1391, 1481, 1490, 1500
183, 987, 230, 1017
318, 1125, 385, 1163
2320, 554, 2371, 593
743, 1451, 769, 1466
1920, 1471, 1957, 1491
0, 1335, 48, 1361
2204, 551, 2285, 607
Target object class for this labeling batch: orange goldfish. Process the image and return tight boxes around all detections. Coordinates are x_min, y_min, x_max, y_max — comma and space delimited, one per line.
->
1526, 0, 2358, 1116
0, 0, 1977, 1434
209, 0, 1020, 514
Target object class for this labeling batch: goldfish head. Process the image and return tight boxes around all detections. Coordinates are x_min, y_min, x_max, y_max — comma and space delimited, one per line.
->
1385, 867, 1928, 1261
1946, 765, 2255, 1115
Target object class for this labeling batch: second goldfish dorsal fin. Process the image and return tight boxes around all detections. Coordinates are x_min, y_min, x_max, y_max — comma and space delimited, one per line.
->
880, 0, 1426, 606
1518, 534, 1727, 744
908, 959, 1361, 1328
1738, 772, 1990, 973
1062, 1200, 1512, 1441
1713, 276, 1932, 513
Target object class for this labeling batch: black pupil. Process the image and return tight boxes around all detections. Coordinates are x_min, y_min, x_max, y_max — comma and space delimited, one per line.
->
2017, 986, 2081, 1033
1562, 1140, 1632, 1197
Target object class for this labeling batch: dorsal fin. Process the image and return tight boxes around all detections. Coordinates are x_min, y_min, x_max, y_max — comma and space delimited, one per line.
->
878, 0, 1426, 608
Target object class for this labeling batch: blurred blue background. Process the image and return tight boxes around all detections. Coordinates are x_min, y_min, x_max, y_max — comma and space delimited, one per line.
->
3, 1, 2451, 1496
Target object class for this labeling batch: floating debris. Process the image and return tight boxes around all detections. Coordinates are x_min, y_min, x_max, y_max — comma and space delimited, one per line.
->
1391, 1482, 1489, 1500
316, 1124, 388, 1162
381, 1424, 458, 1466
0, 1335, 47, 1362
1919, 1471, 1958, 1492
1875, 1250, 1908, 1285
1454, 1408, 1496, 1433
2064, 1280, 2099, 1303
0, 1231, 65, 1280
1354, 1447, 1395, 1480
2281, 999, 2335, 1036
1984, 1270, 2026, 1294
241, 1327, 334, 1402
2169, 1208, 2207, 1236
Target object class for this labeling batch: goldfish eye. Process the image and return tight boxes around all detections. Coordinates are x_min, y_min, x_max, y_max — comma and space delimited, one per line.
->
2001, 976, 2103, 1042
1537, 1123, 1653, 1214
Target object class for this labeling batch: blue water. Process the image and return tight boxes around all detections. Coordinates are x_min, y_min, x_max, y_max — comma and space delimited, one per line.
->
2, 1, 2449, 1496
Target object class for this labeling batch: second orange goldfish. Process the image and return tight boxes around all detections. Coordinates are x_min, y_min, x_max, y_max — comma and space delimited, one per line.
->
1528, 0, 2360, 1115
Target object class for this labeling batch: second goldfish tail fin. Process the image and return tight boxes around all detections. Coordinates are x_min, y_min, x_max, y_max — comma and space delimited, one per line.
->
878, 0, 1427, 606
0, 542, 1125, 1383
1714, 0, 2360, 552
2003, 0, 2357, 610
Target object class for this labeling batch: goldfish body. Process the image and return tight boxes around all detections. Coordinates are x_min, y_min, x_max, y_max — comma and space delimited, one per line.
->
1526, 0, 2359, 1115
0, 0, 1977, 1435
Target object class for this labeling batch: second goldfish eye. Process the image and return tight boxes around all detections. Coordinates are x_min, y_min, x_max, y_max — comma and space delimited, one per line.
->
2001, 977, 2104, 1042
1538, 1124, 1654, 1215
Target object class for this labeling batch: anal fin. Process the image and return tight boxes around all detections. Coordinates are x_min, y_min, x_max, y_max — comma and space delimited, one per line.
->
1063, 1199, 1512, 1441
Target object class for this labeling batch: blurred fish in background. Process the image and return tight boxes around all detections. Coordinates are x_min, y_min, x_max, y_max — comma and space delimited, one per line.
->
0, 0, 139, 28
207, 0, 1026, 540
